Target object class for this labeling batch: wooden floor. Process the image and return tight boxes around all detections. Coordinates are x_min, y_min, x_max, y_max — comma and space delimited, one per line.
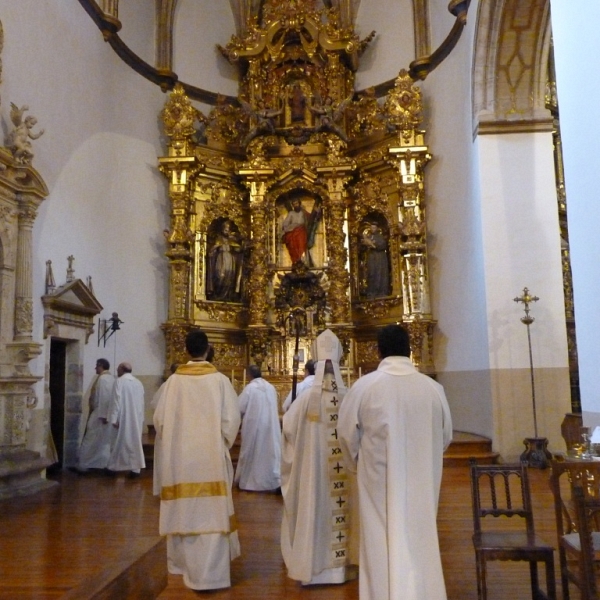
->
0, 465, 567, 600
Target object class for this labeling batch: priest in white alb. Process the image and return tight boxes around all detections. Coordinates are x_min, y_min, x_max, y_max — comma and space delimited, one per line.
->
234, 364, 281, 491
77, 358, 115, 473
106, 362, 146, 477
338, 324, 453, 600
281, 359, 316, 413
153, 329, 241, 591
281, 329, 358, 585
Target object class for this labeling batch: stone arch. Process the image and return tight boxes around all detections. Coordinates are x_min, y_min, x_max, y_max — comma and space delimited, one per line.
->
472, 0, 553, 135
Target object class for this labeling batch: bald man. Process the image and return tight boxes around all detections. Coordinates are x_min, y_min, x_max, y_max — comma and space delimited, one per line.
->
107, 362, 146, 478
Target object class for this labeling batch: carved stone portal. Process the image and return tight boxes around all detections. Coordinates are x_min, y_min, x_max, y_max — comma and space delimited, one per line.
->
0, 147, 50, 499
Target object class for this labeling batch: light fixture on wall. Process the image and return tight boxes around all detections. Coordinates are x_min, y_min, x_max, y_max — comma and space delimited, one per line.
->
98, 312, 123, 347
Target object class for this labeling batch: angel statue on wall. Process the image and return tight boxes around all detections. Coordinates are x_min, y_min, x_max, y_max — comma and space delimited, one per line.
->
206, 219, 248, 302
360, 222, 391, 299
6, 103, 44, 164
309, 94, 353, 142
241, 99, 282, 146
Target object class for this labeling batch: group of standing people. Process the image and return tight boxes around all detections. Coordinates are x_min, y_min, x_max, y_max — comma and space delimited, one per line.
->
77, 359, 146, 478
151, 324, 453, 599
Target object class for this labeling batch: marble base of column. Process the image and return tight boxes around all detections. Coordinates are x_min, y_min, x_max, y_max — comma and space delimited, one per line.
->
0, 447, 58, 500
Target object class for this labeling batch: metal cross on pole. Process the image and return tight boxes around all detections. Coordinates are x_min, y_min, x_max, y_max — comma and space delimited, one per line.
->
513, 287, 551, 468
513, 287, 539, 436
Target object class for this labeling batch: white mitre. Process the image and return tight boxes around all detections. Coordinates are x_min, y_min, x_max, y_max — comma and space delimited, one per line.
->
307, 329, 347, 419
312, 328, 343, 362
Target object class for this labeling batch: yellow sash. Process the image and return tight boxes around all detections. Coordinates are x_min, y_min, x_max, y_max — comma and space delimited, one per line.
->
175, 362, 218, 376
161, 480, 227, 501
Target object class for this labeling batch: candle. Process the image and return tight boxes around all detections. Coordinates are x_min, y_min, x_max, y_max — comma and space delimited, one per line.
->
359, 367, 362, 378
243, 368, 246, 387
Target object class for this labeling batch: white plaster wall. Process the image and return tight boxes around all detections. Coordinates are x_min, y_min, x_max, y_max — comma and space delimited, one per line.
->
0, 2, 168, 403
422, 2, 488, 372
551, 0, 600, 427
117, 0, 156, 66
355, 0, 415, 89
477, 133, 568, 371
173, 0, 239, 97
415, 2, 494, 435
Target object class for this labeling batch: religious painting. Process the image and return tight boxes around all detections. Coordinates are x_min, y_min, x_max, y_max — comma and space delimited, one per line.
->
275, 191, 325, 269
359, 214, 391, 299
205, 218, 247, 302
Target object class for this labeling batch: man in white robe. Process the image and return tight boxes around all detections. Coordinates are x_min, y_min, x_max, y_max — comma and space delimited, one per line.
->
76, 358, 115, 473
282, 359, 315, 413
234, 365, 281, 491
151, 363, 178, 496
153, 330, 241, 591
338, 324, 453, 600
281, 329, 358, 585
106, 362, 146, 477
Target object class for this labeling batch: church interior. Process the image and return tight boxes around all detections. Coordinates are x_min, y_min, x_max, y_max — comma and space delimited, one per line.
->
0, 0, 597, 597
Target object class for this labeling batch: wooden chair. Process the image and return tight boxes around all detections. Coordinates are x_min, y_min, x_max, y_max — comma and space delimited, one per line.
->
571, 484, 600, 599
549, 459, 600, 599
469, 461, 556, 600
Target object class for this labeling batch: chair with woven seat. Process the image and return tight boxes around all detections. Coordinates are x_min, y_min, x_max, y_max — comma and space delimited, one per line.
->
571, 484, 600, 599
549, 458, 600, 600
469, 460, 556, 600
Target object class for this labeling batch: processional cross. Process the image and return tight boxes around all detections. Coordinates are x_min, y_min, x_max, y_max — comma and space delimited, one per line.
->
513, 287, 539, 435
513, 287, 551, 468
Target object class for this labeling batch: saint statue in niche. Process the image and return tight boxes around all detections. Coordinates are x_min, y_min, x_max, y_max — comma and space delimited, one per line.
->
206, 219, 246, 302
281, 196, 323, 266
360, 222, 391, 299
288, 84, 307, 125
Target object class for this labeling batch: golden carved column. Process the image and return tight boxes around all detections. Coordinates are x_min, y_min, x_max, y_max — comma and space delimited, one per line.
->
317, 164, 354, 325
239, 166, 275, 366
158, 85, 200, 366
383, 70, 436, 372
239, 168, 274, 326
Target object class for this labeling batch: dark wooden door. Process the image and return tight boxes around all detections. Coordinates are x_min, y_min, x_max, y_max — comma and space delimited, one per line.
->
49, 338, 67, 470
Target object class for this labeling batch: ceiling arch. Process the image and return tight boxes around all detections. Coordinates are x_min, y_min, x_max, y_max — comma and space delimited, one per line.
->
472, 0, 552, 135
79, 0, 471, 104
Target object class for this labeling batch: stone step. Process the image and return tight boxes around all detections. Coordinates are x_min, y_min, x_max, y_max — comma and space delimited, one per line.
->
62, 536, 166, 599
443, 431, 500, 467
0, 448, 58, 500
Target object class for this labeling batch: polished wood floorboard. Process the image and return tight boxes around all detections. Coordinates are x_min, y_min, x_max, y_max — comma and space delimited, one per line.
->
0, 466, 565, 599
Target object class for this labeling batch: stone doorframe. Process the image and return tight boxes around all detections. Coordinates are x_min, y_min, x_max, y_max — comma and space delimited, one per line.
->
40, 275, 103, 468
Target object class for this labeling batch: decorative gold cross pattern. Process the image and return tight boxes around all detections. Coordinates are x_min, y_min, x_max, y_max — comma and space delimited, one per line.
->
325, 385, 350, 568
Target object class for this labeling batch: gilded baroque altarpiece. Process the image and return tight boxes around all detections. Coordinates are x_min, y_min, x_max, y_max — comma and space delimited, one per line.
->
159, 3, 436, 379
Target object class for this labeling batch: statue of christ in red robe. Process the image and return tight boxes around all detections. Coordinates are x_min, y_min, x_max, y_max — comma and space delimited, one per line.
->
281, 197, 322, 265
